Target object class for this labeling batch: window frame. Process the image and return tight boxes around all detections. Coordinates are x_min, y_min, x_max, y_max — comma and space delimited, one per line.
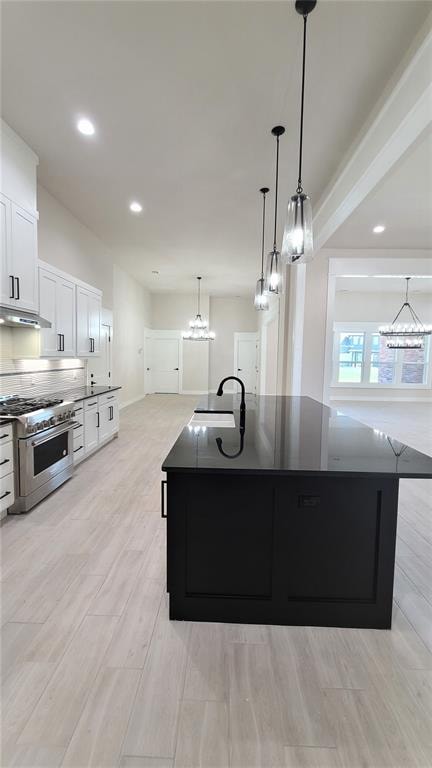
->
332, 322, 432, 389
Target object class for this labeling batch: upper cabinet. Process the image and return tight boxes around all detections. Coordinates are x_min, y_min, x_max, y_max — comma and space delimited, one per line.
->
39, 261, 102, 358
0, 121, 39, 314
77, 286, 101, 357
0, 193, 38, 313
39, 266, 76, 357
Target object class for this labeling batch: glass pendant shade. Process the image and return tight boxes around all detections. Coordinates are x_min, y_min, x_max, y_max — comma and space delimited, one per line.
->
254, 278, 269, 310
282, 193, 313, 264
265, 248, 283, 295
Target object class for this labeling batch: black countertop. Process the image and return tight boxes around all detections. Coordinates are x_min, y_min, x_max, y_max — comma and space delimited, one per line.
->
162, 394, 432, 478
52, 385, 121, 403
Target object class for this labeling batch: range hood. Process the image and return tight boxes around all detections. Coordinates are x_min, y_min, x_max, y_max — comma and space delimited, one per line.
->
0, 306, 51, 329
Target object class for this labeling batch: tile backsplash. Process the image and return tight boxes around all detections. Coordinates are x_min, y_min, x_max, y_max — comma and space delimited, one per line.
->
0, 358, 87, 397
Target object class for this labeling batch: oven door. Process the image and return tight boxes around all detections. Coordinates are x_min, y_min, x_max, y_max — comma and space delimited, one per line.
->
19, 422, 74, 497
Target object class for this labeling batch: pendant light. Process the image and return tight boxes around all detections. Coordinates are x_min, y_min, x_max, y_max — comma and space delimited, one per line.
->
379, 277, 432, 349
282, 0, 317, 265
182, 277, 215, 341
265, 126, 285, 295
254, 187, 270, 310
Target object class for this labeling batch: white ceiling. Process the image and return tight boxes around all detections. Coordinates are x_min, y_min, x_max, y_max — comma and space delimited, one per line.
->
1, 1, 430, 295
336, 275, 432, 294
328, 129, 432, 250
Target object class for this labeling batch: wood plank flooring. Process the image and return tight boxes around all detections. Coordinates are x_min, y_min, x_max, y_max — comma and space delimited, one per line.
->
1, 394, 432, 768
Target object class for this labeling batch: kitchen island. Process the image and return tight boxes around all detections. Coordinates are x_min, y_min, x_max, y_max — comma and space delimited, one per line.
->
162, 395, 432, 629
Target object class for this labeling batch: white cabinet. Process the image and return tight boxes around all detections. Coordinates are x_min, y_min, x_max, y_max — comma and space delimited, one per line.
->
72, 401, 85, 464
11, 203, 38, 312
0, 424, 15, 518
77, 286, 101, 357
0, 193, 38, 313
39, 267, 76, 357
84, 398, 99, 455
0, 194, 12, 307
81, 392, 119, 460
98, 403, 112, 444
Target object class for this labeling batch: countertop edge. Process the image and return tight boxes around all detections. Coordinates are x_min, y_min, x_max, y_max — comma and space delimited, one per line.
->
162, 465, 432, 479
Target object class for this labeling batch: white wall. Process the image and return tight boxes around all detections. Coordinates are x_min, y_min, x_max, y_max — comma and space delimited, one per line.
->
37, 184, 114, 308
113, 264, 151, 407
209, 297, 257, 391
334, 291, 432, 323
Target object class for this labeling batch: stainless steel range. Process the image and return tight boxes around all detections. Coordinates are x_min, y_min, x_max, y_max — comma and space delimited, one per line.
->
0, 395, 76, 513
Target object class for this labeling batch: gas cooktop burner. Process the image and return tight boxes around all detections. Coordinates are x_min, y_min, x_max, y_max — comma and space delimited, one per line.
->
0, 396, 65, 417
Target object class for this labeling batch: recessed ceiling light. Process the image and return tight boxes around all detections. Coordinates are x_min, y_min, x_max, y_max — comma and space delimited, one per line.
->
129, 201, 143, 213
373, 225, 386, 234
77, 117, 95, 136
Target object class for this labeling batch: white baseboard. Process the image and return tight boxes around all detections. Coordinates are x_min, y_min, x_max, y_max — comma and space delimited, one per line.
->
180, 390, 209, 395
208, 388, 236, 394
330, 395, 432, 403
119, 393, 147, 410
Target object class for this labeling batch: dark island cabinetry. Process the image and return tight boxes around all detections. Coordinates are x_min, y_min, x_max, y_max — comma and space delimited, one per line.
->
166, 471, 399, 629
162, 395, 432, 630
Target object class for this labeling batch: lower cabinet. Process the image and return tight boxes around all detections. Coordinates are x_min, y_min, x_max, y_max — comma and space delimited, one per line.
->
84, 399, 99, 455
0, 424, 15, 518
73, 392, 119, 465
72, 401, 85, 464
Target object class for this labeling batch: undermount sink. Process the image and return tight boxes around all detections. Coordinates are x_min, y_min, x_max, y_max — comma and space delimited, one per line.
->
188, 412, 236, 429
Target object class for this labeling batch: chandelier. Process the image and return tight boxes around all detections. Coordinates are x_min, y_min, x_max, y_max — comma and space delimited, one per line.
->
379, 277, 432, 349
182, 277, 215, 341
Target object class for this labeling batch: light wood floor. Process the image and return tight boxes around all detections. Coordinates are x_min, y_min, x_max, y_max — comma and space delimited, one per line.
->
1, 394, 432, 768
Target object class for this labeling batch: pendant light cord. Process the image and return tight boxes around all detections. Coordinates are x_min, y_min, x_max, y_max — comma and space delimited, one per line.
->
261, 191, 267, 279
273, 136, 280, 249
297, 14, 307, 195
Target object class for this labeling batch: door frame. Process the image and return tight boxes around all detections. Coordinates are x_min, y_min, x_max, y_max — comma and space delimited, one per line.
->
144, 329, 183, 394
234, 332, 259, 394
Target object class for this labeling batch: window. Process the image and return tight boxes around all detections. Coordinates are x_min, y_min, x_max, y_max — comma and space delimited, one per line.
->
333, 323, 431, 388
337, 333, 364, 383
370, 335, 395, 384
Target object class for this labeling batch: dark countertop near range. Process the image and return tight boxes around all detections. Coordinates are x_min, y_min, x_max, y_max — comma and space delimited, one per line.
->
52, 385, 122, 403
162, 394, 432, 478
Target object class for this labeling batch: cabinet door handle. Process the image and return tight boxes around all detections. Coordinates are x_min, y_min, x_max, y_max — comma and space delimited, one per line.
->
109, 405, 113, 421
0, 433, 10, 440
0, 458, 10, 466
0, 490, 11, 500
96, 411, 100, 428
60, 334, 64, 352
57, 333, 62, 352
87, 401, 97, 407
161, 479, 167, 518
174, 367, 179, 371
107, 395, 115, 400
9, 275, 14, 299
15, 277, 20, 300
73, 445, 83, 453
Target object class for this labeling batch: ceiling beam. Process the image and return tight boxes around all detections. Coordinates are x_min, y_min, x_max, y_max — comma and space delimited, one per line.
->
313, 16, 432, 252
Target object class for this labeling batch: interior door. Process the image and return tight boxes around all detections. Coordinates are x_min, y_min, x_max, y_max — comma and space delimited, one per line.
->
151, 338, 180, 393
236, 338, 258, 394
11, 203, 38, 312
